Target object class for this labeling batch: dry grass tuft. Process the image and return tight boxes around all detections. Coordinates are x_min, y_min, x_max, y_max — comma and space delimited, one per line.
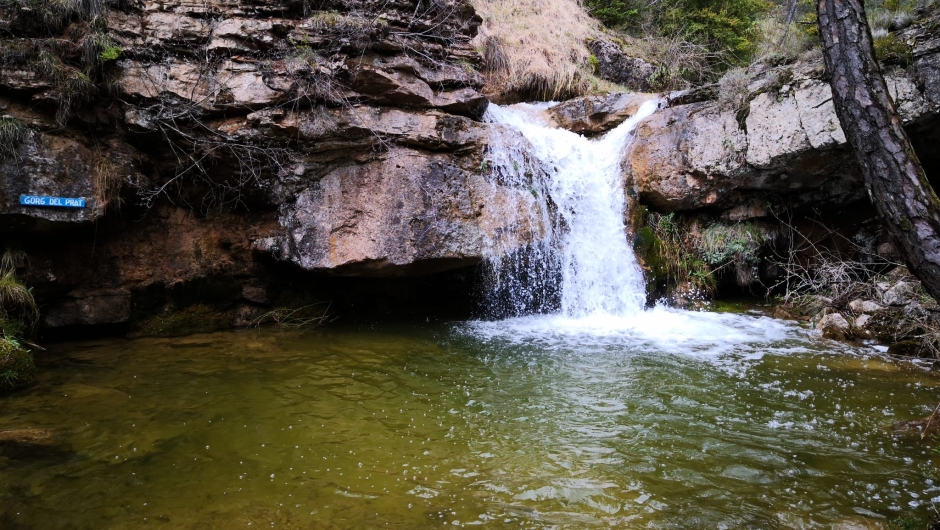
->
0, 116, 28, 160
249, 303, 333, 330
717, 67, 749, 111
92, 150, 122, 215
470, 0, 603, 100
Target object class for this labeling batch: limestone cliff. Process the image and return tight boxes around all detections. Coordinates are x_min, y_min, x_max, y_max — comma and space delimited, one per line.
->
0, 0, 544, 328
624, 11, 940, 218
1, 0, 939, 331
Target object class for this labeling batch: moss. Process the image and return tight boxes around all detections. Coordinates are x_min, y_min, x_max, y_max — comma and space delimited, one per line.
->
874, 34, 912, 67
98, 44, 122, 62
130, 304, 232, 338
886, 513, 926, 530
709, 300, 754, 314
888, 339, 924, 357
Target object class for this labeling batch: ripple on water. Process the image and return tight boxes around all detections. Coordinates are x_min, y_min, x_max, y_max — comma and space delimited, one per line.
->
0, 323, 935, 529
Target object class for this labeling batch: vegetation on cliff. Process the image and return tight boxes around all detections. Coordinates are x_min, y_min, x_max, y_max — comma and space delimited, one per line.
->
469, 0, 804, 95
0, 250, 37, 391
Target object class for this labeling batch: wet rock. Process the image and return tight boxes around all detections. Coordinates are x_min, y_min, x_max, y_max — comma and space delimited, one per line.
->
548, 92, 658, 135
895, 416, 940, 437
883, 282, 916, 306
876, 241, 901, 260
233, 304, 265, 327
42, 289, 131, 328
832, 517, 885, 530
241, 285, 269, 305
848, 299, 885, 313
817, 312, 851, 340
0, 428, 69, 458
0, 428, 55, 446
888, 339, 924, 357
587, 38, 657, 91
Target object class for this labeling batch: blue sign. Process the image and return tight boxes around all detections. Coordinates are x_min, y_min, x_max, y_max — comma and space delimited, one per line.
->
20, 195, 86, 208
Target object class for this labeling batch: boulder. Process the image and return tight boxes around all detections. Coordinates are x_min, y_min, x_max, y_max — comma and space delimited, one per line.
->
587, 38, 657, 91
547, 92, 658, 135
625, 52, 937, 214
848, 299, 885, 313
42, 289, 132, 328
854, 314, 871, 329
256, 148, 548, 276
883, 282, 916, 306
817, 312, 851, 340
0, 428, 68, 458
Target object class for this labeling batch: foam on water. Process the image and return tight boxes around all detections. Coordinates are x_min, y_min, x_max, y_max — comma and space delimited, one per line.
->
462, 307, 823, 365
478, 99, 815, 354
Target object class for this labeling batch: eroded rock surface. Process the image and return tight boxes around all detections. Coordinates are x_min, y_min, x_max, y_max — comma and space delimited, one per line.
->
625, 13, 940, 216
547, 92, 657, 136
0, 0, 552, 327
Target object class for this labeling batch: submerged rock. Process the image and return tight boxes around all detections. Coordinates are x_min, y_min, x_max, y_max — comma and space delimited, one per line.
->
0, 428, 69, 459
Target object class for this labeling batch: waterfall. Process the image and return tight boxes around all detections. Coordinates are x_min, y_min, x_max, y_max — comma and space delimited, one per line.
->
482, 99, 661, 319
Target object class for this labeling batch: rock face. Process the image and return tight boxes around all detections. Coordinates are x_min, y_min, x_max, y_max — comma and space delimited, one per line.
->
256, 148, 546, 275
0, 0, 551, 327
2, 0, 939, 332
587, 38, 657, 92
625, 11, 940, 216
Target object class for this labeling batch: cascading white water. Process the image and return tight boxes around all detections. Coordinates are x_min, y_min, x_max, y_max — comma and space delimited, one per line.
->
484, 99, 660, 318
473, 99, 805, 352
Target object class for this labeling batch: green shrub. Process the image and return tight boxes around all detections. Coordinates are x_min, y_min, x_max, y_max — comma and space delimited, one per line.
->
660, 0, 772, 65
98, 45, 122, 62
583, 0, 639, 28
718, 67, 750, 111
0, 335, 35, 391
886, 513, 924, 530
0, 271, 38, 327
585, 0, 772, 82
645, 213, 718, 298
873, 33, 912, 66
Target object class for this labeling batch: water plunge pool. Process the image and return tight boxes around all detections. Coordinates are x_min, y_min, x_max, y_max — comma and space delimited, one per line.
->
2, 314, 939, 528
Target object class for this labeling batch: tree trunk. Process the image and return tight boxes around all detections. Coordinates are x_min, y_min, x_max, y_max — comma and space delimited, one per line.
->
816, 0, 940, 301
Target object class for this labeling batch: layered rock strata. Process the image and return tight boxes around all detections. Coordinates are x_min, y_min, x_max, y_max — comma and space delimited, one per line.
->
624, 16, 940, 217
0, 0, 546, 327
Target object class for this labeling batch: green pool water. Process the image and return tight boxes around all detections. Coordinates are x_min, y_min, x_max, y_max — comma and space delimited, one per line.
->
2, 314, 940, 529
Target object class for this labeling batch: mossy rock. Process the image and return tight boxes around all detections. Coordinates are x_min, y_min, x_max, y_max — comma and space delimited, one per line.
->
129, 304, 233, 338
888, 339, 925, 357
